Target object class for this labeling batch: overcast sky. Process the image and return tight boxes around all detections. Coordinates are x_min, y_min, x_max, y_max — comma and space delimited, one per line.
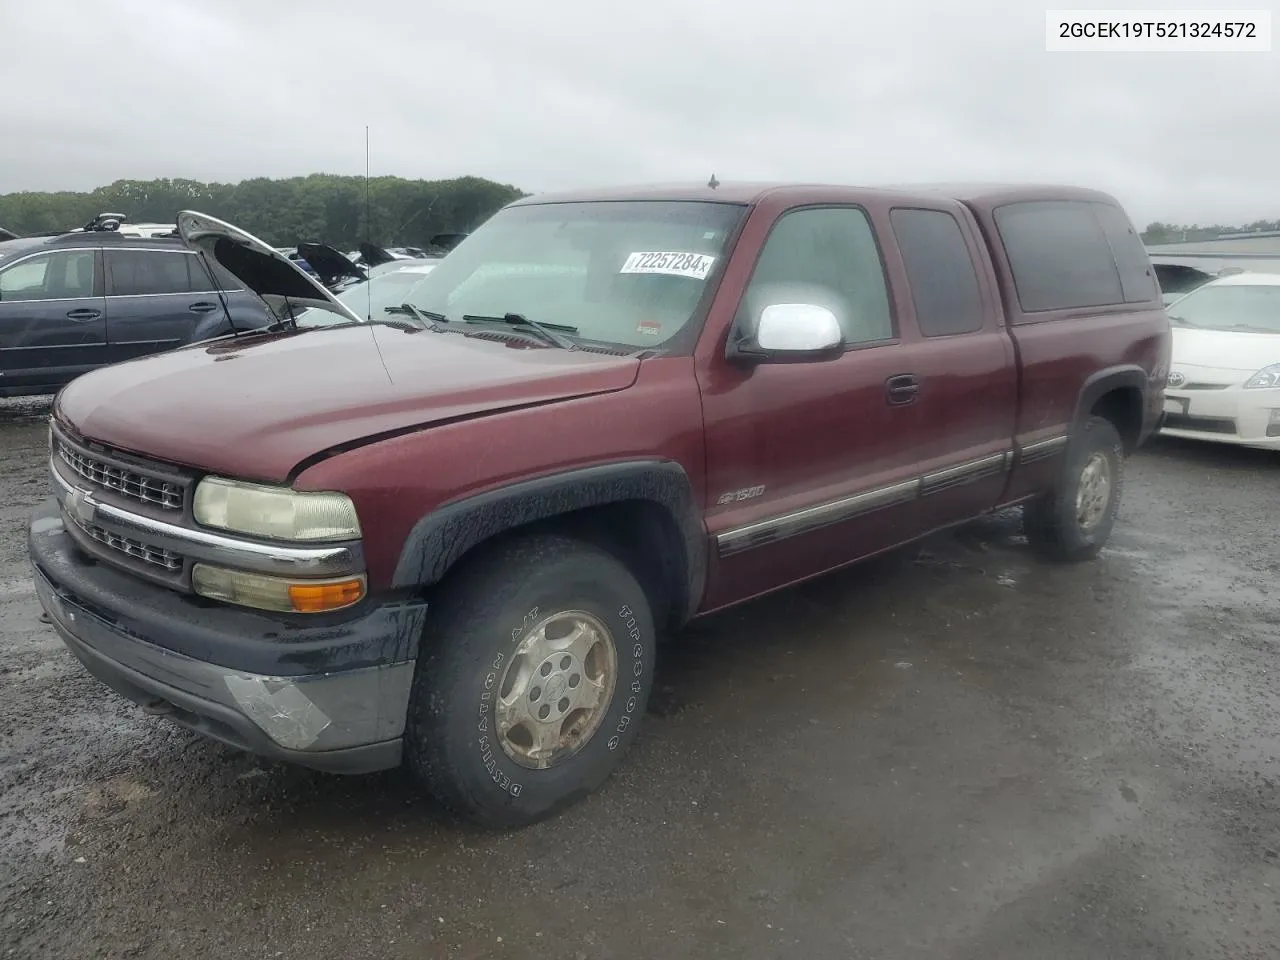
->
1, 0, 1276, 226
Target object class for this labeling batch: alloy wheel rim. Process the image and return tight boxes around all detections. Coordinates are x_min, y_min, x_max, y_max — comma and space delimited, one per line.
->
495, 610, 618, 770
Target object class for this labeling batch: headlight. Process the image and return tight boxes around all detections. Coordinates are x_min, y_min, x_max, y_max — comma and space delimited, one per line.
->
1244, 364, 1280, 389
193, 477, 360, 541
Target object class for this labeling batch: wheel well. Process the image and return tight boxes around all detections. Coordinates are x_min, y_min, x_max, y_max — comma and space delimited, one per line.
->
1090, 386, 1143, 452
435, 500, 690, 633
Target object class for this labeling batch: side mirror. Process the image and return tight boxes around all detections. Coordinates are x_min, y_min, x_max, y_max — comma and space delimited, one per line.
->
728, 302, 844, 364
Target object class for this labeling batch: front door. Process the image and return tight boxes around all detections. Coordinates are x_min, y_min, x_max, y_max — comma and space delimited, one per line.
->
0, 248, 107, 393
696, 203, 928, 610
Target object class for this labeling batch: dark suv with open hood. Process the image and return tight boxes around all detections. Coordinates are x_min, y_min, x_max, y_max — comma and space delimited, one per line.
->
29, 185, 1170, 827
0, 222, 273, 397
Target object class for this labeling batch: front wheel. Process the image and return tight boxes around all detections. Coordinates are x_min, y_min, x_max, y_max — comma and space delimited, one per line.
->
404, 534, 656, 827
1023, 415, 1124, 562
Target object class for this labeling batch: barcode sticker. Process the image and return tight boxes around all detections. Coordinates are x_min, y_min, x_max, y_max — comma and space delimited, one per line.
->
619, 251, 716, 280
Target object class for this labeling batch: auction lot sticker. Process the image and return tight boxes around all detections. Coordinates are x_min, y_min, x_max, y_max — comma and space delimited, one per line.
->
619, 251, 716, 280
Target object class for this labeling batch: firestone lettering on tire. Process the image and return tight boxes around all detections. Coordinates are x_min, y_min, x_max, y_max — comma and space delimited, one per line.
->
609, 604, 645, 751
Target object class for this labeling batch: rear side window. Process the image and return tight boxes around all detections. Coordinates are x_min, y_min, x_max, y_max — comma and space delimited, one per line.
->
1091, 202, 1159, 303
106, 249, 206, 296
196, 256, 242, 291
890, 208, 984, 336
742, 206, 894, 345
994, 201, 1124, 312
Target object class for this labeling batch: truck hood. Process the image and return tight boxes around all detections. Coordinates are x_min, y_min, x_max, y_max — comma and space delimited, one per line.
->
54, 325, 642, 483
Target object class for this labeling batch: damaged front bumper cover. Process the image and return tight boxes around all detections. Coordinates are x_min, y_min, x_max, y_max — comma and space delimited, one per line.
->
29, 499, 426, 774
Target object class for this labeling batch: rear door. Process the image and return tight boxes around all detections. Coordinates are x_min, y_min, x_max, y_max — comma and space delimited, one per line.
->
103, 247, 222, 362
885, 203, 1018, 530
696, 203, 929, 610
0, 247, 107, 392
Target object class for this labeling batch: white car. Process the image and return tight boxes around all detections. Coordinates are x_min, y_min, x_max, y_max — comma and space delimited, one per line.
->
1161, 272, 1280, 450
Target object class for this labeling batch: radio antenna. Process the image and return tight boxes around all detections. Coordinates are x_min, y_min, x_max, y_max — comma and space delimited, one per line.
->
365, 124, 373, 323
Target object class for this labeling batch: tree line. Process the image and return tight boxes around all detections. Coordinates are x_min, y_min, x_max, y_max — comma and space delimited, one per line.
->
0, 174, 528, 250
4, 176, 1272, 251
1142, 219, 1280, 244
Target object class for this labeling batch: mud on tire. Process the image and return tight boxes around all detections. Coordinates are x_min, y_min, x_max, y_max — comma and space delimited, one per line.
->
404, 534, 656, 828
1023, 415, 1125, 562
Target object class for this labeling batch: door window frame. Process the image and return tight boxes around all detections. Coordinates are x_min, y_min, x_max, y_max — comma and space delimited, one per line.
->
728, 203, 902, 355
103, 247, 225, 298
0, 247, 104, 303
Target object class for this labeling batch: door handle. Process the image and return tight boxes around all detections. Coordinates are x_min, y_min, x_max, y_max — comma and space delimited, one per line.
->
885, 374, 920, 405
65, 308, 101, 322
188, 301, 219, 314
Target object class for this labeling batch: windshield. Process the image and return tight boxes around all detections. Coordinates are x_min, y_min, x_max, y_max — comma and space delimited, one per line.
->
294, 263, 439, 326
393, 200, 746, 349
1168, 283, 1280, 333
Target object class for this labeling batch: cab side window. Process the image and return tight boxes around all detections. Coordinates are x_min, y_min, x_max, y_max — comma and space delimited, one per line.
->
0, 251, 97, 301
891, 208, 985, 336
994, 200, 1126, 312
106, 250, 206, 296
741, 206, 894, 346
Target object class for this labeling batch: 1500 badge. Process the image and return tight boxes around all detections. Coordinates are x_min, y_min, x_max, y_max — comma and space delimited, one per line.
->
716, 485, 766, 505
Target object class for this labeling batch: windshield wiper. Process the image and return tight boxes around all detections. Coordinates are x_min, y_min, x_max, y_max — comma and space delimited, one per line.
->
461, 312, 577, 350
386, 303, 450, 331
1224, 323, 1278, 333
1167, 314, 1198, 327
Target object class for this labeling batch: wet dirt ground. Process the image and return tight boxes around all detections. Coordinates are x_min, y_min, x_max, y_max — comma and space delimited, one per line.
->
1, 395, 1277, 960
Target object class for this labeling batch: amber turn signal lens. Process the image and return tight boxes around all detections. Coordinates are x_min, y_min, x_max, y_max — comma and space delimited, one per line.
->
192, 564, 367, 614
288, 578, 366, 613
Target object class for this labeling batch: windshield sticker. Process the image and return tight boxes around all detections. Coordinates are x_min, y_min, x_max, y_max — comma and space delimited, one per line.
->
619, 251, 716, 280
636, 320, 663, 337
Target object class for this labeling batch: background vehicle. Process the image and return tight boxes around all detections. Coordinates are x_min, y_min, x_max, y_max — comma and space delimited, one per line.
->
276, 246, 318, 276
292, 257, 441, 325
30, 184, 1169, 828
296, 242, 367, 288
1161, 272, 1280, 449
1152, 261, 1216, 304
0, 225, 273, 397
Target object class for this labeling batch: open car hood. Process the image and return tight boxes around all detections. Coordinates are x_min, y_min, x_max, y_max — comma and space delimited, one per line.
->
297, 242, 367, 287
358, 241, 398, 267
176, 211, 363, 324
429, 232, 468, 253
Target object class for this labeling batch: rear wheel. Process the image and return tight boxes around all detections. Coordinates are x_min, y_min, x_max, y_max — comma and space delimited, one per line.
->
1023, 416, 1124, 561
404, 534, 656, 827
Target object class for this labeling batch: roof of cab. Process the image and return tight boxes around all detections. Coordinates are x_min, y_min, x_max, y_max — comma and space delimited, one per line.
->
507, 180, 1122, 208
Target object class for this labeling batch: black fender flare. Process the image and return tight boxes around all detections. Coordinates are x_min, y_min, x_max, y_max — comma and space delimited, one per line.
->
391, 459, 706, 623
1072, 364, 1148, 435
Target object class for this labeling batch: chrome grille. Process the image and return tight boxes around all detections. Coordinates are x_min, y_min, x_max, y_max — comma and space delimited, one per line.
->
65, 512, 184, 572
57, 442, 184, 510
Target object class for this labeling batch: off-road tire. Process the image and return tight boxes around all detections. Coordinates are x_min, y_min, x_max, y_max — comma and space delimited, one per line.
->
1023, 415, 1125, 562
404, 534, 656, 828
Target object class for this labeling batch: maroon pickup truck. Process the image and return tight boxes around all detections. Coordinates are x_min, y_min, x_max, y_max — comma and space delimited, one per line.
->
29, 182, 1171, 827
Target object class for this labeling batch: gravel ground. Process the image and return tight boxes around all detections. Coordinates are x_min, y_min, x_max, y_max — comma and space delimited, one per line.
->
1, 394, 1277, 960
